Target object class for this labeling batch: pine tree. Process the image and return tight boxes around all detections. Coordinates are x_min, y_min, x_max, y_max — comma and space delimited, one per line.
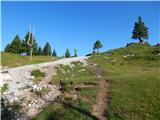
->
37, 47, 42, 55
93, 40, 103, 53
4, 44, 10, 52
74, 49, 78, 57
43, 42, 52, 56
65, 48, 70, 58
52, 49, 57, 57
21, 39, 28, 54
132, 16, 149, 43
32, 41, 38, 55
22, 32, 39, 55
8, 35, 22, 54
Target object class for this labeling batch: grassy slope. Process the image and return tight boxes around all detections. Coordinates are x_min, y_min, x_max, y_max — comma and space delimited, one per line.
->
33, 61, 99, 120
90, 43, 160, 120
1, 52, 56, 68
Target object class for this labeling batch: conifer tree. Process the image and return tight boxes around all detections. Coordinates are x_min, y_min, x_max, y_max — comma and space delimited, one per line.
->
93, 40, 103, 53
8, 35, 21, 54
132, 16, 149, 43
52, 49, 57, 57
74, 49, 78, 57
4, 44, 10, 52
65, 48, 70, 58
37, 47, 42, 55
43, 42, 52, 56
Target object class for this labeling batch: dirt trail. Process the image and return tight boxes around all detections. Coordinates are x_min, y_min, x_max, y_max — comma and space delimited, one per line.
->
92, 66, 109, 120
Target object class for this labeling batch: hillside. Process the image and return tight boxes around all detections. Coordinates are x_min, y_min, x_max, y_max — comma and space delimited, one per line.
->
90, 43, 160, 119
34, 43, 160, 120
1, 43, 160, 120
1, 52, 56, 68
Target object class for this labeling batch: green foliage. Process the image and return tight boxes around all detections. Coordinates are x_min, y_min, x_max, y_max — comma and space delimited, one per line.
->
43, 42, 52, 56
7, 35, 21, 54
93, 40, 103, 53
153, 43, 160, 54
52, 49, 57, 57
1, 83, 9, 94
31, 70, 45, 84
4, 32, 39, 55
4, 44, 10, 52
31, 70, 45, 77
37, 47, 42, 55
65, 48, 70, 58
90, 44, 160, 120
74, 49, 78, 57
23, 32, 39, 55
132, 16, 149, 43
34, 62, 98, 120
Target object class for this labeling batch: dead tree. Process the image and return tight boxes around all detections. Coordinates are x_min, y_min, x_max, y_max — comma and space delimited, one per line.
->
27, 26, 34, 62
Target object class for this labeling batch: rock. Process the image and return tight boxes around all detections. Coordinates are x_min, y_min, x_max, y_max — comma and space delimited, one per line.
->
78, 69, 86, 73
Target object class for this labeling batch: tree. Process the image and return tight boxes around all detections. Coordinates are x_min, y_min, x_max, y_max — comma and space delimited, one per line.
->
52, 49, 57, 57
74, 49, 77, 57
37, 46, 42, 55
8, 35, 21, 54
93, 40, 103, 53
43, 42, 52, 56
32, 41, 38, 55
65, 48, 70, 58
20, 39, 28, 54
4, 44, 10, 52
132, 16, 149, 43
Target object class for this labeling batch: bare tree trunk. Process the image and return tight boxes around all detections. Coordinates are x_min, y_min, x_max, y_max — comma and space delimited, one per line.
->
30, 47, 33, 62
139, 38, 144, 44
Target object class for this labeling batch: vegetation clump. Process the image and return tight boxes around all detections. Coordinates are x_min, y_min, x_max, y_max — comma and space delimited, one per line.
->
1, 83, 9, 94
31, 70, 45, 84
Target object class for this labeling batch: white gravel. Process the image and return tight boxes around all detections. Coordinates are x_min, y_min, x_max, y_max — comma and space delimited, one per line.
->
1, 56, 88, 94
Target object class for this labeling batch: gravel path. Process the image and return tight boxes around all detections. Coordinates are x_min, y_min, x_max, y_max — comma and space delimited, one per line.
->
1, 56, 88, 95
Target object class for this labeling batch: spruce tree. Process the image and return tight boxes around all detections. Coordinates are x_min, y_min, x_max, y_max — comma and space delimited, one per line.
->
23, 32, 39, 55
65, 48, 70, 58
43, 42, 52, 56
52, 49, 57, 57
132, 16, 149, 43
74, 49, 78, 57
93, 40, 103, 53
8, 35, 21, 54
37, 47, 42, 55
4, 44, 10, 52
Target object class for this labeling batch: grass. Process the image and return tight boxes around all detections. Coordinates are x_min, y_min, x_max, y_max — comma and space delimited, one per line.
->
1, 83, 9, 94
31, 70, 45, 84
1, 52, 56, 68
33, 61, 99, 120
90, 43, 160, 120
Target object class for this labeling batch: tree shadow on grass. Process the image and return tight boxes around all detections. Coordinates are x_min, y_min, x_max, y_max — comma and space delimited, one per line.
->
47, 100, 99, 120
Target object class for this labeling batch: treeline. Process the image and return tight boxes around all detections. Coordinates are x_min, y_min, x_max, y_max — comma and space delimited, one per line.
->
4, 32, 57, 57
4, 32, 78, 58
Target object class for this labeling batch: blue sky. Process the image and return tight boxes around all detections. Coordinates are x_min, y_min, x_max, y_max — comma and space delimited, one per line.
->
1, 1, 159, 56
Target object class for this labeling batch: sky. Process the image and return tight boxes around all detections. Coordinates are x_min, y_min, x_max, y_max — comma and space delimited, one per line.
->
1, 1, 159, 56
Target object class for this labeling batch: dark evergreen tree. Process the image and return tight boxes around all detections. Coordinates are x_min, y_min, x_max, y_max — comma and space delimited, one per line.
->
4, 43, 10, 52
43, 42, 52, 56
74, 49, 77, 57
20, 39, 28, 54
37, 47, 42, 55
8, 35, 21, 54
22, 32, 39, 55
52, 49, 57, 57
132, 16, 149, 43
32, 40, 38, 55
93, 40, 103, 53
65, 48, 70, 58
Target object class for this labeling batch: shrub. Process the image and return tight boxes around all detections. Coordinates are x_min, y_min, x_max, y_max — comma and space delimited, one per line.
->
31, 70, 45, 77
1, 83, 9, 94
